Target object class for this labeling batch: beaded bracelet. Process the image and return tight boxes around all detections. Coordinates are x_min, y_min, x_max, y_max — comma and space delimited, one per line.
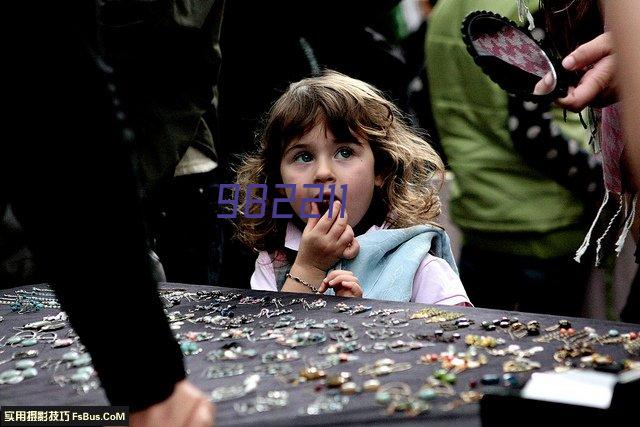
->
285, 273, 320, 293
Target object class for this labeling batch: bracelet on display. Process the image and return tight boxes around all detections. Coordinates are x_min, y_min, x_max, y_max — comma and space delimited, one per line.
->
286, 273, 320, 293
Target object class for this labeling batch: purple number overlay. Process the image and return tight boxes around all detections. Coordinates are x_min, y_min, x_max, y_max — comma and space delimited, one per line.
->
216, 183, 347, 219
244, 184, 268, 218
299, 184, 324, 219
272, 184, 296, 219
217, 183, 240, 218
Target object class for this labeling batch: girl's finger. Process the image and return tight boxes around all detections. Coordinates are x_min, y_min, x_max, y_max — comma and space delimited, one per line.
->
323, 269, 353, 283
336, 224, 355, 248
317, 280, 329, 294
328, 207, 348, 239
339, 281, 363, 297
327, 274, 358, 286
342, 237, 360, 260
304, 202, 321, 230
315, 200, 341, 234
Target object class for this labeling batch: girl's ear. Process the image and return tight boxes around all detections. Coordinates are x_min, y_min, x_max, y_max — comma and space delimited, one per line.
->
374, 174, 384, 187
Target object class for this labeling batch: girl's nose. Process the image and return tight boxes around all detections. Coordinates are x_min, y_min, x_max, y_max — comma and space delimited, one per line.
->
313, 159, 336, 184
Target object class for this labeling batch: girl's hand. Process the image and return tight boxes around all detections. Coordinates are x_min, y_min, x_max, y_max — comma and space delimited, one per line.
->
295, 201, 360, 272
319, 269, 363, 298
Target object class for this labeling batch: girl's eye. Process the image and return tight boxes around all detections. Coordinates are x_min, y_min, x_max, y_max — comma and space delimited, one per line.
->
335, 147, 353, 159
293, 152, 313, 163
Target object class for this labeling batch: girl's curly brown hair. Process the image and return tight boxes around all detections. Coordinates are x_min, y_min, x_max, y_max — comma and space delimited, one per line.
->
234, 71, 444, 254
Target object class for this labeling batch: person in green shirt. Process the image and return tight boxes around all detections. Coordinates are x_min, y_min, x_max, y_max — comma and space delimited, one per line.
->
426, 0, 603, 315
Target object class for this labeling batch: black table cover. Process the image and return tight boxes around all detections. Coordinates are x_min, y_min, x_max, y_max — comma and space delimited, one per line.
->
1, 283, 638, 426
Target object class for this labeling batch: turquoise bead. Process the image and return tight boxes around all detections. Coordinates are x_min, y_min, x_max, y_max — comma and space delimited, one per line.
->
7, 336, 24, 345
21, 368, 38, 379
0, 369, 21, 381
76, 367, 94, 376
375, 391, 391, 404
180, 341, 200, 355
15, 360, 36, 370
72, 353, 92, 368
418, 388, 436, 400
608, 329, 620, 337
62, 351, 79, 362
20, 338, 37, 347
5, 375, 24, 385
71, 371, 91, 383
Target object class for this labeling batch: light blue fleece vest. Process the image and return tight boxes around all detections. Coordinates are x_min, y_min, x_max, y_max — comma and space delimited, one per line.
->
330, 225, 459, 302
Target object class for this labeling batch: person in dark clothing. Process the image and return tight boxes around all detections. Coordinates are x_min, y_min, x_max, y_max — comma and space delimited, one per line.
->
2, 2, 212, 425
100, 0, 225, 287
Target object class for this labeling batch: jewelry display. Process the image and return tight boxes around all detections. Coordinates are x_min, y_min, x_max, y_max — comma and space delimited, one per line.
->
503, 358, 541, 373
329, 328, 358, 342
276, 331, 326, 348
368, 309, 407, 318
486, 345, 544, 358
464, 335, 505, 348
410, 308, 463, 323
302, 394, 350, 415
318, 340, 360, 354
362, 317, 409, 328
357, 358, 412, 376
2, 284, 639, 423
180, 341, 203, 356
212, 328, 255, 341
234, 390, 289, 415
257, 308, 294, 319
261, 349, 301, 363
334, 303, 372, 315
205, 363, 245, 379
207, 343, 257, 361
302, 298, 327, 310
365, 328, 403, 340
210, 374, 260, 403
253, 363, 293, 376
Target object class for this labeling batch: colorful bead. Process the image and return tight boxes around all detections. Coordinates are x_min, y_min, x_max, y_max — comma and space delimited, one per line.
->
502, 374, 518, 387
340, 382, 359, 395
363, 379, 380, 392
418, 388, 436, 400
21, 368, 37, 379
433, 369, 447, 380
62, 351, 79, 362
71, 353, 92, 368
481, 374, 500, 385
443, 373, 457, 384
375, 391, 391, 404
15, 360, 36, 370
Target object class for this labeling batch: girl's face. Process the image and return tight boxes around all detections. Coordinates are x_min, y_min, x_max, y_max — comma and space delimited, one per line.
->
279, 122, 382, 228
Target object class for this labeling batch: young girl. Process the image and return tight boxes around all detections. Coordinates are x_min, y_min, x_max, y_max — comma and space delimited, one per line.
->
235, 71, 470, 306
